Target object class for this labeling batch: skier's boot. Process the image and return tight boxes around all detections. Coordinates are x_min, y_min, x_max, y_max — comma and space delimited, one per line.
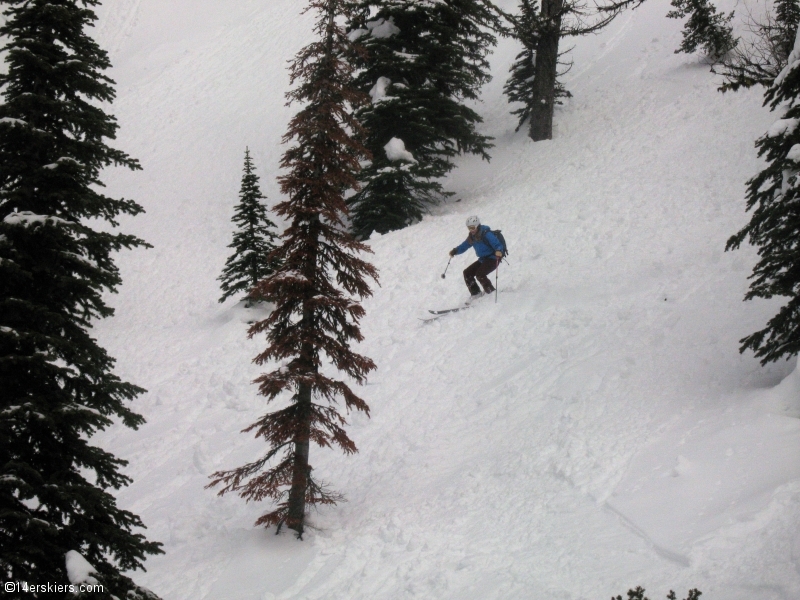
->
466, 280, 483, 304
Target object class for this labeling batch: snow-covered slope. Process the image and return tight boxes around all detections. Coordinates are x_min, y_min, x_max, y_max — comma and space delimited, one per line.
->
90, 1, 800, 599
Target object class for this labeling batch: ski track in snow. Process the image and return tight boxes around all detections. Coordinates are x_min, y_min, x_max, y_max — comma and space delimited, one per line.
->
86, 1, 800, 599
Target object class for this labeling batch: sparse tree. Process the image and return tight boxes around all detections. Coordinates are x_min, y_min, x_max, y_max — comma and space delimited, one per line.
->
218, 148, 280, 305
504, 0, 572, 132
0, 0, 162, 597
612, 586, 702, 600
667, 0, 736, 61
208, 0, 378, 539
714, 0, 800, 92
510, 0, 626, 141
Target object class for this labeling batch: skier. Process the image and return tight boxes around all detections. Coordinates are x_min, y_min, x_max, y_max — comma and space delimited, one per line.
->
449, 216, 504, 300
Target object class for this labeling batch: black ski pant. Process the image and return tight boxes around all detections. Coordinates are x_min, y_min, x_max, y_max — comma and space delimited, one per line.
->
464, 258, 497, 295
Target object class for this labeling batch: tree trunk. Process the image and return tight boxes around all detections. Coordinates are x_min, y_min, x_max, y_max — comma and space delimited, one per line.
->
287, 215, 320, 538
528, 0, 564, 141
286, 381, 312, 537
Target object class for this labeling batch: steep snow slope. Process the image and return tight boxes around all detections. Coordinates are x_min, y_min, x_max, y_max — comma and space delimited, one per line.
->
89, 1, 800, 599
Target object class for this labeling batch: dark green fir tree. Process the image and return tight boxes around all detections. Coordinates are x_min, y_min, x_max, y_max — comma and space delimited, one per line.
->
0, 1, 162, 597
667, 0, 736, 61
774, 0, 800, 62
347, 0, 500, 239
726, 36, 800, 364
504, 0, 572, 132
218, 148, 280, 305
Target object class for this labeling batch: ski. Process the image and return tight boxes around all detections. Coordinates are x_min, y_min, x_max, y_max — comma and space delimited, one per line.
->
420, 305, 473, 323
422, 291, 499, 322
428, 306, 472, 315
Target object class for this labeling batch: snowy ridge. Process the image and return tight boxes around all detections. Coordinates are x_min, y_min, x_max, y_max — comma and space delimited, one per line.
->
90, 1, 800, 599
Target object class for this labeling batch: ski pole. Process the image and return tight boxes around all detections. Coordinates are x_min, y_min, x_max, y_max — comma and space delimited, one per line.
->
495, 257, 499, 303
441, 256, 452, 279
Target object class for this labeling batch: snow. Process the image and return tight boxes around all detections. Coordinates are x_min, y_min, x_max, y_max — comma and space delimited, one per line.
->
64, 550, 99, 586
369, 76, 393, 104
3, 211, 67, 227
0, 117, 47, 135
366, 17, 400, 40
347, 29, 369, 42
393, 51, 419, 61
60, 403, 103, 417
766, 118, 799, 138
787, 144, 800, 162
81, 0, 800, 599
272, 270, 307, 282
384, 137, 417, 163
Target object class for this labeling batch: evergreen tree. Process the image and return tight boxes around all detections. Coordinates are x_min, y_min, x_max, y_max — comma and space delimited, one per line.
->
726, 34, 800, 364
0, 0, 162, 597
346, 0, 500, 239
774, 0, 800, 59
218, 148, 280, 305
504, 0, 572, 133
667, 0, 736, 61
208, 0, 378, 538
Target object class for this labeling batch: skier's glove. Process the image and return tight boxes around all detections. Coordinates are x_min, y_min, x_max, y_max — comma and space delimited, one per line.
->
449, 249, 457, 257
495, 251, 502, 258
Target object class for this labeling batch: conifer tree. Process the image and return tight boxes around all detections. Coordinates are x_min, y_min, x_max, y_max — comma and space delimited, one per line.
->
346, 0, 500, 239
504, 0, 572, 132
0, 0, 162, 597
726, 33, 800, 364
774, 0, 800, 59
667, 0, 736, 61
208, 0, 378, 538
218, 148, 280, 305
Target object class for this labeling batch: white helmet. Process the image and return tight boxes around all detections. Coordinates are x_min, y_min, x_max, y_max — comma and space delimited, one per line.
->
466, 215, 480, 228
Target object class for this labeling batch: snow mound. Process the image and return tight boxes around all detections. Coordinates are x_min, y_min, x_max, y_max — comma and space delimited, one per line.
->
64, 551, 98, 586
384, 137, 416, 163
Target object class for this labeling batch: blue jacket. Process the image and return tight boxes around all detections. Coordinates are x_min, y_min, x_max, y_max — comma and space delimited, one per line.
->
455, 225, 502, 261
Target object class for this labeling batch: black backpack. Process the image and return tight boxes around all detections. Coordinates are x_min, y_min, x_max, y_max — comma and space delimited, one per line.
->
485, 228, 508, 257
